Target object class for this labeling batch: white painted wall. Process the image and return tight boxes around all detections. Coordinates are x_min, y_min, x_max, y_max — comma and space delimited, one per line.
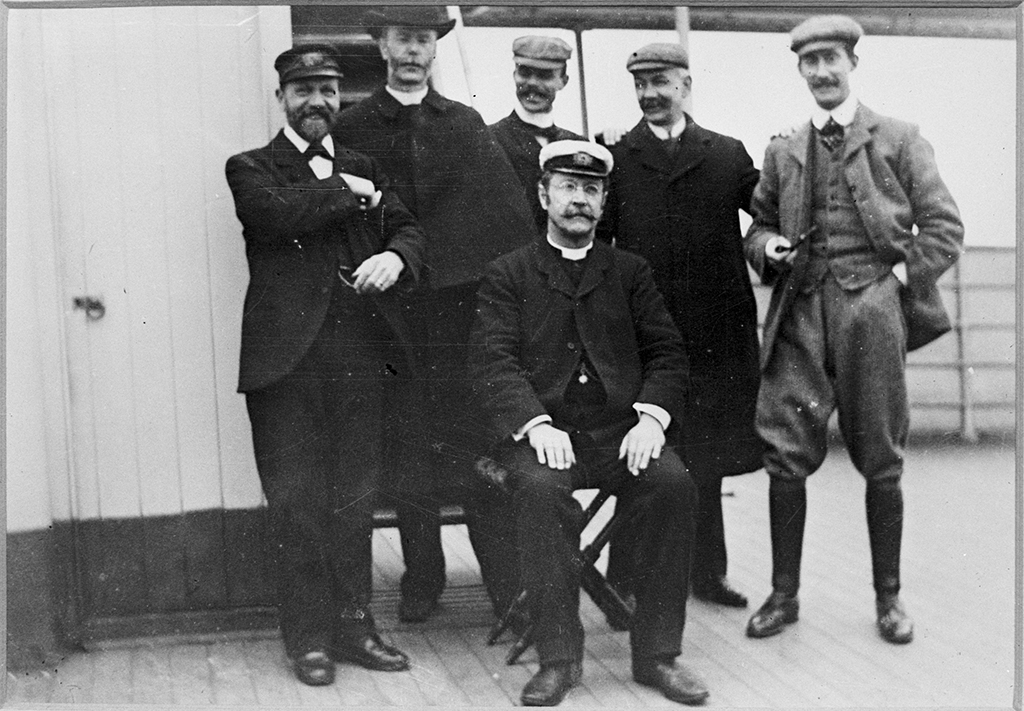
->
5, 5, 291, 531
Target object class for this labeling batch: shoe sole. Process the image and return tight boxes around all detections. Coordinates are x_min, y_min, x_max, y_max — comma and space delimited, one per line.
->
330, 650, 410, 672
634, 676, 710, 705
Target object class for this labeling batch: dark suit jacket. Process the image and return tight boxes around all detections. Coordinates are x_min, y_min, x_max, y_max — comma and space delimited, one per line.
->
598, 116, 763, 474
226, 130, 425, 393
469, 240, 688, 447
334, 88, 535, 289
490, 111, 583, 235
745, 104, 964, 364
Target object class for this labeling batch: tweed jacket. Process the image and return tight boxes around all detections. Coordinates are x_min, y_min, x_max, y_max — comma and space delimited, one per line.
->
469, 240, 688, 447
490, 111, 583, 235
745, 104, 963, 366
334, 88, 535, 289
598, 116, 762, 473
226, 130, 425, 393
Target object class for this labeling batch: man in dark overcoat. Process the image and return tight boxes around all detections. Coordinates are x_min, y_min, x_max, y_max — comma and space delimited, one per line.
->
743, 16, 963, 644
490, 35, 583, 234
332, 7, 536, 623
225, 46, 425, 685
470, 140, 708, 707
598, 43, 763, 608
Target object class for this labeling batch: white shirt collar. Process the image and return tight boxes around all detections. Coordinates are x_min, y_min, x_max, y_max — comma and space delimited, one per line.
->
386, 85, 429, 106
646, 114, 687, 141
284, 125, 335, 157
547, 234, 593, 261
514, 103, 554, 129
812, 94, 859, 130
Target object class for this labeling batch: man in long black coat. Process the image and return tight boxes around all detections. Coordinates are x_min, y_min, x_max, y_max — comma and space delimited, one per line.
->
225, 46, 424, 686
598, 43, 763, 608
470, 140, 708, 707
490, 35, 583, 234
332, 7, 535, 623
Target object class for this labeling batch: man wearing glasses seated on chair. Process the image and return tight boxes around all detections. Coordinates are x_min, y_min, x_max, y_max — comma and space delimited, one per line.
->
469, 140, 709, 707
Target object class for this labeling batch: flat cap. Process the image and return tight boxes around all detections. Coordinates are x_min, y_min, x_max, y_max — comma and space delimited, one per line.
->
626, 43, 689, 73
539, 140, 614, 178
513, 35, 572, 69
274, 45, 343, 86
790, 15, 864, 54
365, 7, 456, 40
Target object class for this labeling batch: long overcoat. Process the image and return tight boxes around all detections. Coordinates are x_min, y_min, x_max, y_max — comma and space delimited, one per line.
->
599, 115, 763, 476
334, 88, 535, 289
226, 131, 425, 393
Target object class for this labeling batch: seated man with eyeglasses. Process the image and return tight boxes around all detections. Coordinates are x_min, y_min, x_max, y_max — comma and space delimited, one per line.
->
469, 140, 709, 707
225, 45, 425, 687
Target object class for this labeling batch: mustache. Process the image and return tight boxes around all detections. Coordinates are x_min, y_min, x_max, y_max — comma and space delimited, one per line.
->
299, 107, 333, 122
563, 210, 596, 219
809, 79, 839, 89
517, 85, 554, 99
639, 98, 671, 112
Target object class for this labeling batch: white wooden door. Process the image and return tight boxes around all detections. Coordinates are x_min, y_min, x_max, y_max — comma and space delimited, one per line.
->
21, 5, 291, 523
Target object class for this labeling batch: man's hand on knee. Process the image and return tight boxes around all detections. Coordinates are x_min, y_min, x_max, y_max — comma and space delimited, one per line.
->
618, 413, 665, 476
527, 423, 576, 470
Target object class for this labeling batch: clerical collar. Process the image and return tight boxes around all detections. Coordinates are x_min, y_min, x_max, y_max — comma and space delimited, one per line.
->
646, 114, 687, 141
284, 125, 336, 157
812, 94, 858, 130
386, 85, 430, 106
514, 103, 554, 129
547, 234, 593, 261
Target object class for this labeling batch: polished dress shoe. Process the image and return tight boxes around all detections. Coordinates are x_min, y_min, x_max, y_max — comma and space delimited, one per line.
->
331, 633, 410, 671
398, 594, 439, 623
876, 594, 914, 644
693, 577, 749, 608
633, 657, 709, 705
292, 650, 335, 686
520, 661, 582, 706
746, 591, 799, 638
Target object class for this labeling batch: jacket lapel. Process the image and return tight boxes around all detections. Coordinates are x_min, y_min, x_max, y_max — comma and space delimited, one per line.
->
668, 117, 709, 180
534, 243, 577, 298
575, 242, 613, 299
842, 104, 878, 161
626, 120, 674, 176
269, 130, 322, 181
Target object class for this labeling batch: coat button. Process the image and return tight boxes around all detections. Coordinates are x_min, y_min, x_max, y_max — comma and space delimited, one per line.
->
567, 342, 576, 351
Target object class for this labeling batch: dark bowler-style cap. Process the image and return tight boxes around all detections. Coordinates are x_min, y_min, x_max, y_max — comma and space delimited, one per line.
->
513, 35, 572, 69
626, 42, 689, 73
790, 15, 864, 54
539, 140, 614, 177
274, 44, 344, 86
364, 7, 456, 40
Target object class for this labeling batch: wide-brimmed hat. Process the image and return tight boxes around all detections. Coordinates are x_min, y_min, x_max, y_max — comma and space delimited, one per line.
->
365, 7, 456, 40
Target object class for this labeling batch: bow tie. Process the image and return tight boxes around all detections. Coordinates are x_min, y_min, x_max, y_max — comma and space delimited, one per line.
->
818, 117, 845, 152
305, 141, 332, 162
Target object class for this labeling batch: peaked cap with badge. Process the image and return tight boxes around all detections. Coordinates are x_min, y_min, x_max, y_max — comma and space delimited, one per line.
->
274, 44, 344, 86
539, 140, 613, 178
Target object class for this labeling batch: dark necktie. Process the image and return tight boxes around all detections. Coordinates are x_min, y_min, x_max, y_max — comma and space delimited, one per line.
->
533, 124, 560, 142
662, 135, 680, 158
305, 140, 332, 162
819, 117, 845, 152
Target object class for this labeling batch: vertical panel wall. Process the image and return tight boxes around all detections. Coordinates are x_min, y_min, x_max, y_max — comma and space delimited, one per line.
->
6, 6, 290, 664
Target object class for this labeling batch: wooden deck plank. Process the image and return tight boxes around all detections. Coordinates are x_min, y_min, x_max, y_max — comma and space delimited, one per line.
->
206, 639, 259, 706
168, 642, 215, 705
47, 648, 94, 704
240, 637, 302, 707
5, 441, 1016, 709
130, 643, 174, 704
422, 627, 514, 706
